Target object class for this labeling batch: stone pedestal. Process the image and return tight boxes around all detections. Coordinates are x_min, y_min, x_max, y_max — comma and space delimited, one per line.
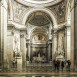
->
16, 57, 22, 71
56, 55, 64, 61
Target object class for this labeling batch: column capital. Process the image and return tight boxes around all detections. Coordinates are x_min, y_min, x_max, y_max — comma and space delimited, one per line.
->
26, 39, 30, 43
20, 31, 26, 38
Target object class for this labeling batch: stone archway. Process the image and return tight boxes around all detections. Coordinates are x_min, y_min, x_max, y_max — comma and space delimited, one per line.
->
22, 8, 59, 67
22, 7, 58, 29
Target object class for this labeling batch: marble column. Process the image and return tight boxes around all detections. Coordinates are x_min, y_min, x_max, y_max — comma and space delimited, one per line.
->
28, 40, 31, 61
66, 26, 71, 60
48, 40, 51, 60
64, 28, 67, 59
20, 31, 26, 70
70, 0, 74, 70
74, 0, 77, 70
30, 45, 32, 60
66, 0, 71, 60
0, 0, 8, 69
0, 1, 2, 70
52, 31, 58, 60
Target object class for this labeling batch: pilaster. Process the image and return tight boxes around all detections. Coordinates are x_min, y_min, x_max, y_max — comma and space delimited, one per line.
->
52, 30, 58, 60
0, 0, 8, 70
74, 0, 77, 71
20, 30, 26, 69
66, 0, 71, 60
7, 26, 14, 70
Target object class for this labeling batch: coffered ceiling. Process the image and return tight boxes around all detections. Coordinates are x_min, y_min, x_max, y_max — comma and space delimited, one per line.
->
27, 11, 51, 26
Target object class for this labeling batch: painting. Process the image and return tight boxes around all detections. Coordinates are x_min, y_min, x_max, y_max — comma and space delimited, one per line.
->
12, 0, 29, 23
49, 0, 66, 24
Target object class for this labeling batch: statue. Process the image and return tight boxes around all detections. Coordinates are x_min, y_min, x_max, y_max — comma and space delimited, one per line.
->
13, 35, 22, 57
16, 51, 22, 57
57, 49, 64, 56
13, 50, 22, 57
56, 49, 64, 60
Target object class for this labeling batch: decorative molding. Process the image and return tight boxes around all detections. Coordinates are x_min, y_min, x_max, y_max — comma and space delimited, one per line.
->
22, 7, 58, 29
52, 22, 66, 31
15, 0, 62, 7
8, 20, 26, 30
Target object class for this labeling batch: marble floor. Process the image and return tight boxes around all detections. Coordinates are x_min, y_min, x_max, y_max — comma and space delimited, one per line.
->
0, 65, 77, 77
0, 72, 77, 77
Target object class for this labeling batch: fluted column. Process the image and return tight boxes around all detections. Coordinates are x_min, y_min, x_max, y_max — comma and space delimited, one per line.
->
0, 0, 8, 69
66, 0, 71, 60
66, 27, 71, 60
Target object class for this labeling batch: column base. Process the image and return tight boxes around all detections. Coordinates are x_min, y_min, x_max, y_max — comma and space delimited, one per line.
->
56, 55, 64, 60
16, 57, 22, 72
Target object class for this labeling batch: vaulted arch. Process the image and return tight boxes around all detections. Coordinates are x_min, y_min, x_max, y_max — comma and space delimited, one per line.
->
22, 7, 58, 29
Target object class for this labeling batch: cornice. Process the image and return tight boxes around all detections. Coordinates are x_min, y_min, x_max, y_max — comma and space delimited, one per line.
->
8, 20, 26, 30
53, 22, 66, 31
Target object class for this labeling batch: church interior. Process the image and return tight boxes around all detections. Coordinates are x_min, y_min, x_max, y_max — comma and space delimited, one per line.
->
0, 0, 77, 77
